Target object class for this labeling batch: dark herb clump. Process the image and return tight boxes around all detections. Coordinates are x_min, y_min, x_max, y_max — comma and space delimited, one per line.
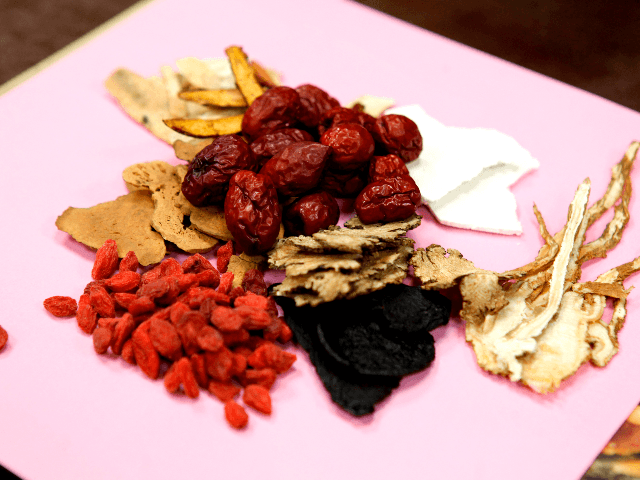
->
275, 284, 451, 416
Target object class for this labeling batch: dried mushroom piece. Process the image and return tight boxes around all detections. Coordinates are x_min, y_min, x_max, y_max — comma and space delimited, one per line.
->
413, 142, 640, 393
122, 161, 218, 253
55, 190, 166, 266
268, 215, 420, 306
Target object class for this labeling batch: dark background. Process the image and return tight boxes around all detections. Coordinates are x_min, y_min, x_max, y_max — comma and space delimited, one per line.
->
2, 0, 640, 112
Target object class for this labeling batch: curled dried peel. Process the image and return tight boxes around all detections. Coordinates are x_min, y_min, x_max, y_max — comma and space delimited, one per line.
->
414, 142, 640, 393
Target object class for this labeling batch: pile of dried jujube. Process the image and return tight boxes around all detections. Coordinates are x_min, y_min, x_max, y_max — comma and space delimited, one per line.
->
44, 239, 296, 429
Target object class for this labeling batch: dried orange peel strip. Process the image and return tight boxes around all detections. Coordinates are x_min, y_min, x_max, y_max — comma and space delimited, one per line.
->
163, 115, 243, 137
225, 45, 264, 105
178, 89, 248, 108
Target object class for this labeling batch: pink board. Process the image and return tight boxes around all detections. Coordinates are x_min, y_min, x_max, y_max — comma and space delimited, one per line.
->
1, 0, 640, 479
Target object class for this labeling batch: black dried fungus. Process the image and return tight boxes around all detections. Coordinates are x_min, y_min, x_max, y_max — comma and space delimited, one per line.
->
274, 284, 451, 416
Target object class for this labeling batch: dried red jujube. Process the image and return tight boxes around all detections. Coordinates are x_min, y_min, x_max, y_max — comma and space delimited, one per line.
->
321, 123, 375, 171
295, 84, 340, 129
319, 165, 368, 198
368, 154, 410, 183
354, 175, 421, 224
241, 86, 302, 139
371, 114, 423, 162
284, 191, 340, 236
249, 128, 314, 167
224, 170, 282, 255
259, 141, 331, 197
319, 106, 376, 135
181, 134, 257, 207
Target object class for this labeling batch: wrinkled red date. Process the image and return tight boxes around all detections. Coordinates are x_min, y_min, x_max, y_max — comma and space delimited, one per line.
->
319, 106, 376, 135
368, 154, 410, 183
372, 114, 423, 162
181, 134, 257, 207
319, 165, 368, 198
249, 128, 314, 167
320, 123, 375, 171
295, 84, 340, 129
354, 175, 421, 224
284, 191, 340, 236
224, 170, 282, 254
259, 141, 331, 197
241, 86, 302, 139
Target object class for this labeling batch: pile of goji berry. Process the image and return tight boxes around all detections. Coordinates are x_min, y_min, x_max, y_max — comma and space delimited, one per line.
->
43, 239, 295, 429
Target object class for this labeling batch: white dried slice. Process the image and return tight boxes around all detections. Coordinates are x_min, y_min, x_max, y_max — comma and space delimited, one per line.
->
175, 57, 236, 90
388, 104, 538, 235
346, 95, 395, 117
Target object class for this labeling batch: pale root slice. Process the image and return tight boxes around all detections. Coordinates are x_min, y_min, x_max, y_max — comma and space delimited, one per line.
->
411, 245, 489, 290
172, 138, 213, 161
122, 161, 218, 253
346, 95, 395, 117
417, 142, 640, 393
188, 205, 234, 242
163, 115, 243, 138
55, 190, 166, 266
174, 57, 236, 90
179, 89, 248, 107
225, 46, 264, 105
268, 217, 419, 306
227, 254, 266, 288
105, 68, 195, 145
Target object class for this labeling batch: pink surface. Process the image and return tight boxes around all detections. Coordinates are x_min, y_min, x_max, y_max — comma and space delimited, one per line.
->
1, 0, 640, 479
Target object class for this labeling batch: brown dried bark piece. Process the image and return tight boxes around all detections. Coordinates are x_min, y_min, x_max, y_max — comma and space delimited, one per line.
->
268, 215, 420, 306
122, 161, 218, 253
55, 190, 166, 266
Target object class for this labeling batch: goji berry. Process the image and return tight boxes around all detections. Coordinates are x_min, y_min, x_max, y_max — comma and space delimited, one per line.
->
235, 305, 273, 330
222, 329, 250, 347
176, 357, 200, 398
119, 251, 139, 273
195, 269, 220, 289
163, 362, 181, 394
113, 292, 137, 310
171, 273, 199, 292
127, 296, 156, 316
247, 342, 296, 373
43, 296, 78, 317
89, 285, 116, 318
242, 269, 268, 297
147, 306, 171, 323
218, 271, 234, 294
190, 354, 208, 388
233, 345, 253, 358
169, 301, 191, 325
111, 313, 135, 355
278, 318, 293, 343
211, 306, 243, 332
160, 257, 183, 277
229, 286, 245, 301
198, 297, 216, 319
149, 318, 183, 361
243, 384, 272, 415
131, 320, 160, 379
140, 264, 162, 285
0, 325, 8, 352
230, 352, 247, 377
84, 279, 108, 295
105, 270, 141, 292
76, 294, 98, 334
216, 241, 234, 273
262, 317, 283, 342
209, 381, 241, 402
234, 292, 270, 310
176, 317, 203, 356
225, 400, 248, 429
243, 368, 277, 389
204, 347, 235, 381
98, 317, 119, 331
196, 325, 224, 352
92, 239, 119, 280
121, 339, 136, 365
182, 253, 215, 274
93, 326, 113, 354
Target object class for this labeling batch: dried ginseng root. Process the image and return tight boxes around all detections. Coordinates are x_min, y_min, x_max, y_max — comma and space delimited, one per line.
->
44, 240, 296, 428
412, 142, 640, 393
